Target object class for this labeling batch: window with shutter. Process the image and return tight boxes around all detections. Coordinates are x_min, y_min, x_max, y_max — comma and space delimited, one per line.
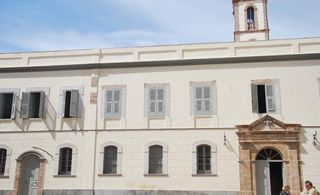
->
191, 82, 215, 116
251, 82, 279, 114
148, 87, 165, 116
104, 88, 122, 118
63, 90, 79, 118
0, 93, 14, 119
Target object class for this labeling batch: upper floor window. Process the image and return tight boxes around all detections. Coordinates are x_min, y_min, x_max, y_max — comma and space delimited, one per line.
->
63, 90, 79, 118
251, 81, 281, 114
102, 86, 126, 119
0, 93, 15, 119
58, 147, 72, 175
190, 81, 217, 116
149, 145, 163, 174
144, 83, 170, 117
21, 91, 46, 119
103, 146, 117, 174
247, 6, 255, 30
197, 145, 211, 174
0, 148, 7, 175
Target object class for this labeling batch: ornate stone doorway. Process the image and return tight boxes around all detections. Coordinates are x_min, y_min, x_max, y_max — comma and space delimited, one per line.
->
236, 115, 302, 195
13, 151, 46, 195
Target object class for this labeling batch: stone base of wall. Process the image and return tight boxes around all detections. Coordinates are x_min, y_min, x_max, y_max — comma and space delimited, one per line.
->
0, 191, 13, 195
43, 190, 239, 195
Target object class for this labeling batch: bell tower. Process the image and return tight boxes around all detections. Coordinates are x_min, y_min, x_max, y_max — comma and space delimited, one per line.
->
232, 0, 270, 42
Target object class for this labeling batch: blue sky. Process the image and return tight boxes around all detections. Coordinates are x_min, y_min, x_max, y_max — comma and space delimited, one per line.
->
0, 0, 320, 53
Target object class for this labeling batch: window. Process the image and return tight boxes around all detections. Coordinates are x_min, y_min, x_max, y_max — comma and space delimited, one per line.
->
144, 141, 168, 175
0, 148, 6, 175
55, 144, 77, 176
145, 84, 169, 117
0, 145, 12, 176
102, 86, 126, 119
63, 90, 79, 118
149, 145, 163, 174
99, 142, 122, 175
192, 140, 217, 176
251, 82, 281, 114
190, 81, 217, 116
197, 145, 211, 174
247, 7, 255, 22
58, 147, 72, 175
103, 146, 117, 174
21, 91, 46, 119
0, 93, 15, 119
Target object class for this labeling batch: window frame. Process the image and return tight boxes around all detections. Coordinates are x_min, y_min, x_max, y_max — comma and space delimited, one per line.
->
144, 141, 168, 176
144, 83, 170, 118
0, 88, 19, 120
190, 81, 217, 116
55, 143, 77, 176
99, 142, 123, 176
192, 140, 217, 176
59, 86, 84, 118
251, 80, 281, 114
0, 144, 12, 177
21, 88, 49, 119
101, 85, 126, 119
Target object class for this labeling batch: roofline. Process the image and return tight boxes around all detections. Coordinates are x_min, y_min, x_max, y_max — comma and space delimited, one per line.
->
0, 53, 319, 73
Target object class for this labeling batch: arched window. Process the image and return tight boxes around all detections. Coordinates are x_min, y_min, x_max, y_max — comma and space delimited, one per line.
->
256, 148, 282, 160
149, 145, 163, 174
197, 145, 211, 174
192, 140, 217, 175
103, 146, 117, 174
58, 147, 73, 175
0, 148, 7, 175
247, 7, 255, 22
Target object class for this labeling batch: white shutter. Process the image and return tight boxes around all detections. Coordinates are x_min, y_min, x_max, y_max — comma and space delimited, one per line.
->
203, 86, 211, 114
38, 91, 46, 118
212, 82, 217, 115
11, 93, 16, 119
62, 90, 66, 117
0, 94, 3, 118
105, 90, 112, 118
157, 88, 165, 115
113, 89, 121, 117
265, 84, 275, 112
195, 87, 202, 114
69, 90, 79, 118
21, 92, 30, 119
274, 83, 281, 114
251, 84, 258, 113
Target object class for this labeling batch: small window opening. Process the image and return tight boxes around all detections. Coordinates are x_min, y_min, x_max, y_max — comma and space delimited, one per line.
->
0, 93, 13, 119
0, 148, 7, 175
64, 91, 71, 117
30, 92, 41, 118
247, 7, 255, 30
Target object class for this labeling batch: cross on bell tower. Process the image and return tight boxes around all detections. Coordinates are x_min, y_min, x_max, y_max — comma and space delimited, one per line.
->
232, 0, 270, 42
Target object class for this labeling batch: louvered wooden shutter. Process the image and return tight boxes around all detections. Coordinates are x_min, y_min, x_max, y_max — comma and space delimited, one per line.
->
69, 90, 79, 118
38, 91, 46, 118
251, 84, 258, 113
265, 84, 275, 112
21, 92, 30, 119
11, 93, 16, 119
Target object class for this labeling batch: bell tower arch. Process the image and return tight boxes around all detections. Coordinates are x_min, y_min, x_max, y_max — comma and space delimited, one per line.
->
232, 0, 270, 42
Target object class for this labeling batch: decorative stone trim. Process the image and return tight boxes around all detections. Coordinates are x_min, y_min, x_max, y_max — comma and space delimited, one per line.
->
0, 144, 11, 176
144, 141, 168, 175
99, 142, 123, 175
192, 140, 217, 175
55, 143, 77, 176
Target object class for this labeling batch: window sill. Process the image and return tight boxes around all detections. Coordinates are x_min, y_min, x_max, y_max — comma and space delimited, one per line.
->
192, 174, 217, 177
53, 175, 76, 178
193, 115, 214, 118
98, 174, 122, 177
104, 117, 122, 120
25, 118, 44, 121
144, 174, 168, 177
0, 175, 9, 178
0, 119, 13, 122
146, 115, 166, 119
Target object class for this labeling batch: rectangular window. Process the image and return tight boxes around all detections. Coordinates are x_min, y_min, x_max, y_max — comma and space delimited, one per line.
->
103, 146, 117, 174
251, 83, 279, 114
190, 81, 217, 116
0, 93, 15, 119
149, 145, 163, 174
21, 91, 46, 119
63, 90, 79, 118
58, 148, 72, 175
145, 84, 169, 117
105, 89, 122, 118
0, 149, 6, 175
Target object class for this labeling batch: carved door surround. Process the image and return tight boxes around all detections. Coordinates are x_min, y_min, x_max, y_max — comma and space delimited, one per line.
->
236, 115, 302, 195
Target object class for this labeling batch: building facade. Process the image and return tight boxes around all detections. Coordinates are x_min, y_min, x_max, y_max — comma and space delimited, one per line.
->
0, 1, 320, 195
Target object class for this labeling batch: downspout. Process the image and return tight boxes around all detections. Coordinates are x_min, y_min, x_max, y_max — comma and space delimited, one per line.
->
92, 50, 101, 195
